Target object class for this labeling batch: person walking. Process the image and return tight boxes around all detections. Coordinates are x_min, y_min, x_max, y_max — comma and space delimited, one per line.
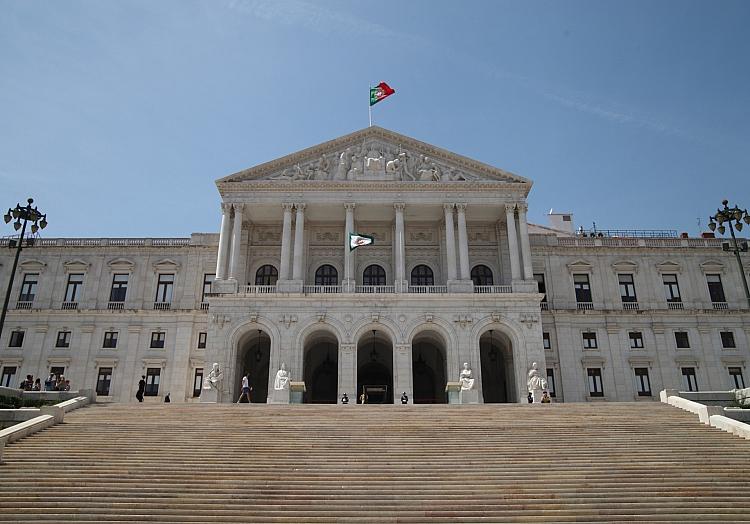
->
136, 376, 146, 402
237, 373, 251, 403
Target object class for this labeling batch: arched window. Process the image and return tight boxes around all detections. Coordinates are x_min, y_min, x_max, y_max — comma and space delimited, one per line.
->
363, 264, 386, 286
471, 265, 494, 286
255, 265, 278, 286
315, 265, 338, 286
410, 265, 434, 286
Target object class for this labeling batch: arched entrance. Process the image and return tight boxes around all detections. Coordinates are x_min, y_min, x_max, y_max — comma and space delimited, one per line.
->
235, 329, 271, 403
411, 331, 447, 404
357, 330, 393, 404
480, 329, 516, 403
303, 331, 338, 404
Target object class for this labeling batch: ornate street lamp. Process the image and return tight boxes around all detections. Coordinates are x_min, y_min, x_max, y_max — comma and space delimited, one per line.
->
708, 199, 750, 309
1, 198, 48, 340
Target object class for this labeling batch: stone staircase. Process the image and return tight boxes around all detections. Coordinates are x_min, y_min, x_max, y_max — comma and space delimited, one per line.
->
1, 402, 749, 523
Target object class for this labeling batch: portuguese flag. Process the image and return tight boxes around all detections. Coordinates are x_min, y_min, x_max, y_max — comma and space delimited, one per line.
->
370, 82, 395, 106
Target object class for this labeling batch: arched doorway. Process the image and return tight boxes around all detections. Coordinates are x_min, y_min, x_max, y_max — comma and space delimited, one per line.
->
357, 330, 393, 404
411, 331, 447, 404
303, 331, 338, 404
480, 329, 516, 403
235, 329, 271, 403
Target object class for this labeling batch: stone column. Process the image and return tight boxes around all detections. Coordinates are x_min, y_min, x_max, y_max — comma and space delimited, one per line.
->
343, 203, 356, 292
278, 203, 294, 281
456, 203, 470, 281
394, 203, 406, 292
393, 344, 413, 404
215, 203, 232, 280
338, 344, 356, 403
443, 204, 457, 281
517, 202, 534, 280
292, 203, 306, 282
229, 203, 244, 281
505, 204, 521, 281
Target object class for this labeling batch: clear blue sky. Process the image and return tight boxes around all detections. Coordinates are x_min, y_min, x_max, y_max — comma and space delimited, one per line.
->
1, 0, 748, 237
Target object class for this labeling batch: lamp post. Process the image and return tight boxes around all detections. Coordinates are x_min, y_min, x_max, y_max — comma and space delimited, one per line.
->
708, 199, 750, 309
1, 198, 48, 341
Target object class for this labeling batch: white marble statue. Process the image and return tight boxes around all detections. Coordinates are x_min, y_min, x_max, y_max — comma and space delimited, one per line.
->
203, 362, 224, 390
386, 152, 409, 180
417, 156, 441, 181
365, 147, 385, 173
459, 362, 475, 390
313, 154, 330, 180
333, 149, 350, 180
527, 362, 547, 403
273, 362, 290, 391
346, 154, 361, 180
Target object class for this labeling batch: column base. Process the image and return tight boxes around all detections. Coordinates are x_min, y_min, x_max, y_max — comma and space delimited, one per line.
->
511, 280, 538, 293
276, 280, 303, 293
394, 280, 409, 293
447, 280, 474, 293
212, 279, 238, 294
267, 388, 290, 404
342, 279, 356, 293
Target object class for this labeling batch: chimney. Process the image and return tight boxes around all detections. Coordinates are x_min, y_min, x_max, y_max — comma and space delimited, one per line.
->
548, 210, 575, 234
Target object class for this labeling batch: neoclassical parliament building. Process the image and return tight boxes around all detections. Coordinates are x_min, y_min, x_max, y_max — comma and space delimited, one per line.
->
1, 127, 748, 404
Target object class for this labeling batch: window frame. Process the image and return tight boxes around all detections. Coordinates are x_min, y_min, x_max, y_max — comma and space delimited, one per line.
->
314, 265, 339, 286
150, 331, 166, 349
662, 274, 682, 303
197, 332, 207, 349
582, 331, 598, 349
9, 330, 25, 348
618, 273, 637, 302
55, 331, 71, 348
720, 331, 736, 349
706, 274, 726, 303
729, 367, 745, 389
542, 332, 551, 350
534, 273, 547, 302
155, 273, 175, 303
681, 367, 698, 392
145, 368, 161, 396
109, 273, 129, 302
193, 368, 203, 397
19, 273, 39, 302
674, 331, 690, 349
634, 367, 652, 396
102, 331, 118, 349
201, 273, 215, 302
1, 366, 17, 387
410, 264, 434, 286
96, 367, 113, 396
254, 265, 278, 286
628, 331, 644, 349
64, 273, 84, 302
546, 368, 556, 397
587, 368, 604, 397
362, 264, 386, 286
573, 273, 592, 303
470, 265, 494, 286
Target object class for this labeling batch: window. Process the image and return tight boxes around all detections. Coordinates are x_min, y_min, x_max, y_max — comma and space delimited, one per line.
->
574, 274, 592, 303
9, 330, 24, 348
314, 265, 338, 286
706, 274, 726, 303
145, 368, 160, 396
55, 331, 71, 348
150, 332, 166, 349
534, 273, 547, 302
197, 332, 207, 349
50, 366, 65, 379
682, 367, 698, 392
1, 366, 17, 387
542, 332, 551, 350
663, 274, 681, 303
729, 367, 745, 389
363, 264, 386, 286
471, 265, 493, 286
109, 274, 129, 302
155, 274, 174, 303
634, 368, 651, 396
618, 274, 637, 302
103, 332, 118, 349
202, 273, 215, 302
675, 331, 690, 349
587, 368, 604, 397
546, 368, 556, 397
720, 331, 736, 349
193, 368, 203, 397
19, 273, 38, 302
255, 265, 278, 286
410, 265, 434, 286
96, 367, 113, 396
582, 332, 598, 349
629, 332, 644, 349
64, 273, 84, 302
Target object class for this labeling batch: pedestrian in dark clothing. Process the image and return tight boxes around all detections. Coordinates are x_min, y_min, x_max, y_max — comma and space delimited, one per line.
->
136, 376, 146, 402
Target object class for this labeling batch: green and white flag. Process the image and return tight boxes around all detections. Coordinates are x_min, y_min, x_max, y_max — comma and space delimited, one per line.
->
349, 232, 374, 251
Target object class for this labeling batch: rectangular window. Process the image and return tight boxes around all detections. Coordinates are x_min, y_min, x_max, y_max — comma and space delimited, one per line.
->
629, 332, 644, 349
19, 273, 38, 302
542, 332, 551, 350
55, 331, 71, 348
720, 331, 736, 349
546, 368, 556, 398
675, 331, 690, 349
64, 273, 84, 302
155, 274, 174, 303
50, 366, 65, 380
587, 368, 604, 397
634, 368, 651, 396
102, 331, 118, 349
706, 274, 726, 303
534, 273, 547, 303
109, 274, 129, 302
582, 332, 598, 349
197, 332, 207, 349
1, 366, 17, 387
145, 368, 161, 396
202, 274, 215, 302
574, 274, 592, 303
663, 274, 682, 303
9, 330, 24, 347
150, 332, 166, 349
682, 367, 698, 392
618, 274, 637, 302
96, 367, 113, 396
729, 367, 745, 389
193, 368, 203, 397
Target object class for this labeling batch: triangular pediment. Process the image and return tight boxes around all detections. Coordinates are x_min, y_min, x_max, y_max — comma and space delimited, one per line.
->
217, 126, 530, 187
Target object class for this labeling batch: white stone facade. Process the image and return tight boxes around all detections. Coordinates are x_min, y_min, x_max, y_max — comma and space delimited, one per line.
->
1, 127, 748, 404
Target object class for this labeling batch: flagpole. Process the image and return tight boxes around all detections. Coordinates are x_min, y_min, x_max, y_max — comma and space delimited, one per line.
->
368, 97, 372, 127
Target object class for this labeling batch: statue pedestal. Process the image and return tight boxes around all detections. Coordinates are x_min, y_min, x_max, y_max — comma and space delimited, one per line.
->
268, 388, 290, 404
445, 382, 461, 404
290, 381, 306, 404
201, 388, 219, 403
460, 389, 479, 404
531, 389, 543, 403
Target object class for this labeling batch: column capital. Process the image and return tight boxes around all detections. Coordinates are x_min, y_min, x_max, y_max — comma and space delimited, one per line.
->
344, 202, 356, 211
232, 203, 245, 213
455, 203, 467, 213
504, 203, 517, 214
282, 202, 295, 211
516, 202, 528, 213
221, 202, 232, 214
443, 203, 455, 213
295, 202, 306, 212
393, 202, 406, 212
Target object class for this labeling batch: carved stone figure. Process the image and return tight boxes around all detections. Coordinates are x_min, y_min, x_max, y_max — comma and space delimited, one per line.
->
459, 362, 475, 390
274, 362, 290, 390
313, 154, 331, 180
203, 363, 224, 390
527, 362, 547, 403
347, 154, 361, 180
417, 156, 441, 181
365, 147, 385, 174
333, 149, 351, 180
386, 152, 408, 180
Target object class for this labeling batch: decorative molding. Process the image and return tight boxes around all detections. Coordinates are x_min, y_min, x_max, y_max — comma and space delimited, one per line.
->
152, 258, 180, 272
699, 260, 725, 274
611, 260, 639, 274
63, 259, 90, 272
655, 260, 682, 274
566, 259, 593, 274
519, 313, 538, 329
107, 258, 136, 271
18, 259, 46, 273
454, 314, 473, 328
279, 314, 297, 328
